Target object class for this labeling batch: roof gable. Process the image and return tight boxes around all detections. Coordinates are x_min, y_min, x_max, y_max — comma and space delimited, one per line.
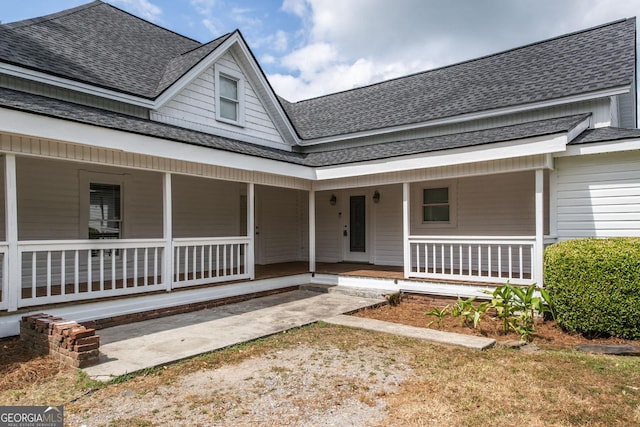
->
284, 18, 636, 140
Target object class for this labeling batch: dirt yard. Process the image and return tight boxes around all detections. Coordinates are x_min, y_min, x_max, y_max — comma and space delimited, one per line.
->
1, 298, 640, 426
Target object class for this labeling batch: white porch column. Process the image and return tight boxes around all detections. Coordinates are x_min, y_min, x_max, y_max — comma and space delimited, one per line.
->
247, 183, 255, 280
163, 172, 173, 291
5, 154, 19, 311
308, 190, 316, 273
535, 169, 545, 286
403, 182, 411, 278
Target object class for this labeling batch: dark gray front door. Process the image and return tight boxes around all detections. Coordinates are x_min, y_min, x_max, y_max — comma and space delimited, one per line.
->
349, 195, 366, 252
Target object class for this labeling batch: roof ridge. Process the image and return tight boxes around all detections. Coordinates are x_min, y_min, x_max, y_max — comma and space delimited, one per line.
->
291, 18, 634, 105
0, 0, 103, 30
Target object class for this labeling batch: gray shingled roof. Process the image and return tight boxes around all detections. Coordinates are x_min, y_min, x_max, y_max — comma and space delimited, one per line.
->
283, 18, 636, 140
570, 127, 640, 145
0, 86, 590, 167
0, 1, 210, 99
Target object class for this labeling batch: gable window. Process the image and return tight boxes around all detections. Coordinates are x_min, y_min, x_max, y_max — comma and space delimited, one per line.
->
421, 182, 457, 227
89, 183, 122, 240
215, 64, 245, 126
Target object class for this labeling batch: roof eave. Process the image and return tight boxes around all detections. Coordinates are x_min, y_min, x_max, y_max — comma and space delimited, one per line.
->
0, 62, 156, 107
297, 85, 631, 146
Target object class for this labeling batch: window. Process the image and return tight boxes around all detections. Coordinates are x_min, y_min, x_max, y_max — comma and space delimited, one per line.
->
215, 64, 245, 126
422, 186, 456, 225
219, 76, 239, 121
89, 183, 122, 240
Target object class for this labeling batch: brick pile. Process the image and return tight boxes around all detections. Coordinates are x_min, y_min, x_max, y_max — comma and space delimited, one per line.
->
20, 313, 100, 368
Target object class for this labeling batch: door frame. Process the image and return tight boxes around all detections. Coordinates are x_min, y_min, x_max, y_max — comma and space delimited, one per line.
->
341, 189, 372, 263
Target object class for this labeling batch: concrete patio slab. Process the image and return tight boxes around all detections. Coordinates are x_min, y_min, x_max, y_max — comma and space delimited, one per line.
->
83, 290, 384, 380
324, 315, 496, 350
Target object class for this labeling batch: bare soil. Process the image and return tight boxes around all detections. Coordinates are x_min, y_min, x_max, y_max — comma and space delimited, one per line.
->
353, 295, 638, 349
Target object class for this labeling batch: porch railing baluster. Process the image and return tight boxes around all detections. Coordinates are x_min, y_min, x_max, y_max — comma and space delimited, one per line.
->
408, 236, 535, 285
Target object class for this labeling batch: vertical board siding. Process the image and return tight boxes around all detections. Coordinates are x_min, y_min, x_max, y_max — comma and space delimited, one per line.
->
0, 160, 5, 241
16, 157, 163, 240
171, 175, 244, 238
256, 186, 308, 264
155, 52, 286, 146
555, 151, 640, 238
411, 172, 537, 236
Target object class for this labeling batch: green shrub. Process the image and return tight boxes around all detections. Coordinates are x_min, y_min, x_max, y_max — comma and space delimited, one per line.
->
544, 238, 640, 340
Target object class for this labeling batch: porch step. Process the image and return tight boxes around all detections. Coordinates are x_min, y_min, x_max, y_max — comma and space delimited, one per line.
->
300, 284, 396, 300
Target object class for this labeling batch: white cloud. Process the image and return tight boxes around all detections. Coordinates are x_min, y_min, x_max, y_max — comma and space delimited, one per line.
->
109, 0, 162, 22
281, 0, 309, 18
190, 0, 217, 16
267, 0, 640, 101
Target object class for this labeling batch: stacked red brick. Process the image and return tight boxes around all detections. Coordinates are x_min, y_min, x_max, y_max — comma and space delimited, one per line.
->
20, 313, 100, 368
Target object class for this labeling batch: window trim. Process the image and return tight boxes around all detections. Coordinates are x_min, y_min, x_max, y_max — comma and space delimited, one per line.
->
79, 171, 130, 239
214, 64, 245, 127
419, 180, 457, 228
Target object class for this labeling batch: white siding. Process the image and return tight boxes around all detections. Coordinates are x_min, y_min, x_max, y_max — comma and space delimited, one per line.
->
372, 184, 403, 266
555, 151, 640, 238
16, 157, 163, 240
315, 190, 342, 263
0, 160, 5, 241
411, 172, 537, 236
256, 186, 308, 264
153, 52, 286, 147
172, 175, 245, 238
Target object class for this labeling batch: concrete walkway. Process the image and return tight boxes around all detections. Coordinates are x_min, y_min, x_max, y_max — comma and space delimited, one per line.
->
324, 315, 496, 350
84, 290, 384, 380
83, 289, 495, 381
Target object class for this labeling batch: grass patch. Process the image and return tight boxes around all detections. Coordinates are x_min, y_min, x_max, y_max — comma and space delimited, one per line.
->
2, 323, 639, 426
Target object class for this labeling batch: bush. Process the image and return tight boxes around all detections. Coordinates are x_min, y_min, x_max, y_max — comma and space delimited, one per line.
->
544, 238, 640, 340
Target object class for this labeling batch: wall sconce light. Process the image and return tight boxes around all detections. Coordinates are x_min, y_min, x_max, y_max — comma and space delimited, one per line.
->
373, 190, 381, 203
330, 194, 337, 206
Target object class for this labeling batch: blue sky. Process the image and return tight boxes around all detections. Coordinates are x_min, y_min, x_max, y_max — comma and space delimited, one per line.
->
2, 0, 640, 102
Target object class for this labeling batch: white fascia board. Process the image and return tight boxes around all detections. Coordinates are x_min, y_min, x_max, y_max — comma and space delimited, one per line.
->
314, 134, 568, 181
152, 34, 301, 145
152, 36, 237, 108
0, 107, 315, 180
556, 138, 640, 157
0, 63, 154, 108
232, 39, 301, 145
299, 86, 630, 147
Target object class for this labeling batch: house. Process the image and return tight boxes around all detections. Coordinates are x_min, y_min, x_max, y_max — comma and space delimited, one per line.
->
0, 1, 638, 337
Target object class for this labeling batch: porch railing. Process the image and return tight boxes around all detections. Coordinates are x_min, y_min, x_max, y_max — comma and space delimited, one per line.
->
0, 244, 7, 310
172, 237, 250, 288
18, 239, 166, 307
409, 236, 536, 285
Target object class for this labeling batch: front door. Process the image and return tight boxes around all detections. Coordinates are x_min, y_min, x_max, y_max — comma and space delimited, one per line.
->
344, 194, 368, 262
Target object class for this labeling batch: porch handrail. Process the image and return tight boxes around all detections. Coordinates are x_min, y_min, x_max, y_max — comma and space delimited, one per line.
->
0, 243, 7, 310
172, 236, 250, 288
18, 238, 166, 252
408, 236, 536, 285
18, 238, 167, 308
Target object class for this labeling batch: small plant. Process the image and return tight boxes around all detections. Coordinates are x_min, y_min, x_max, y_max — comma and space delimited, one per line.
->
451, 297, 489, 329
425, 305, 450, 329
385, 292, 401, 307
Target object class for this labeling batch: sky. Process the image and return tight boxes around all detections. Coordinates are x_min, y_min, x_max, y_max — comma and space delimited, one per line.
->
2, 0, 640, 102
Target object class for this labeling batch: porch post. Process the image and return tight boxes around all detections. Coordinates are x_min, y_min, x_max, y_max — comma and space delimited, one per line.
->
163, 172, 173, 291
403, 182, 411, 278
5, 154, 19, 311
247, 183, 255, 280
308, 189, 316, 273
535, 169, 544, 286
